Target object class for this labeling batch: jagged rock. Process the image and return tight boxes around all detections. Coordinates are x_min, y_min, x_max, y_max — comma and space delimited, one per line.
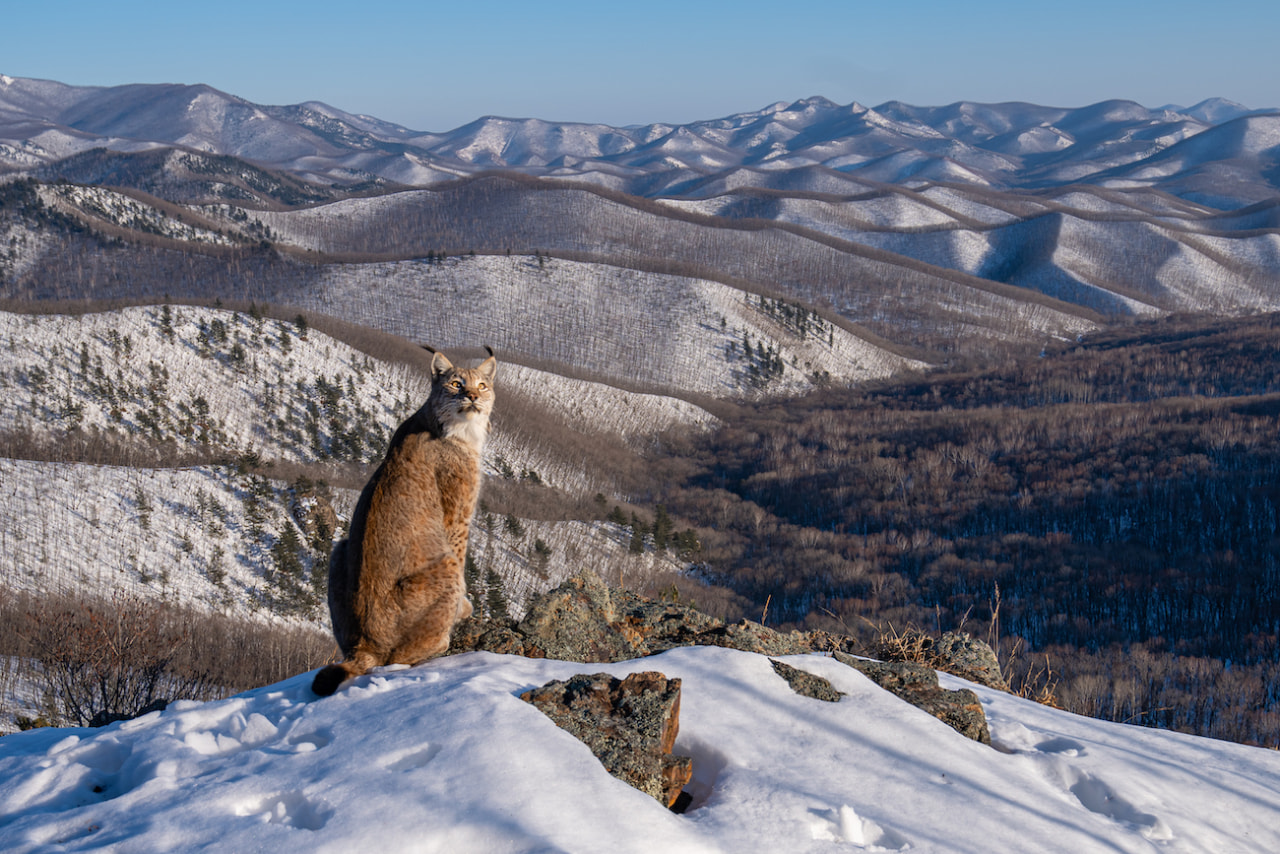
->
448, 616, 527, 656
454, 571, 994, 747
457, 571, 999, 683
515, 570, 720, 661
699, 620, 813, 656
770, 659, 844, 702
521, 671, 692, 808
805, 629, 860, 655
864, 627, 1011, 694
833, 652, 991, 744
454, 569, 812, 662
931, 632, 1010, 692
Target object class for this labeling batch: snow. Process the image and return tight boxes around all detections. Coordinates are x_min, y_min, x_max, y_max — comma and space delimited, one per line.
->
280, 255, 919, 395
0, 306, 427, 466
1, 647, 1278, 852
0, 457, 314, 618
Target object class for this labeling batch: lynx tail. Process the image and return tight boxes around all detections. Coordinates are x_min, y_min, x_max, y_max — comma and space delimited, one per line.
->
311, 662, 358, 697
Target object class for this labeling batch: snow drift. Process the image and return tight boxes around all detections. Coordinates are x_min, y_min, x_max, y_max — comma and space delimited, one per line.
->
2, 647, 1278, 853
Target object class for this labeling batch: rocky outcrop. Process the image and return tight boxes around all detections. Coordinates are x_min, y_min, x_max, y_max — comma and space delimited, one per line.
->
864, 628, 1011, 693
930, 632, 1010, 692
453, 569, 1003, 749
451, 569, 810, 661
521, 671, 692, 809
833, 652, 991, 744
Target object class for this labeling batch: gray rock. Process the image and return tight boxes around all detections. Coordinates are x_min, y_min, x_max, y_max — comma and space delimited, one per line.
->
863, 628, 1011, 694
834, 652, 991, 744
456, 570, 995, 747
770, 659, 844, 702
521, 671, 692, 808
699, 620, 813, 656
932, 632, 1011, 692
455, 570, 811, 663
515, 570, 719, 662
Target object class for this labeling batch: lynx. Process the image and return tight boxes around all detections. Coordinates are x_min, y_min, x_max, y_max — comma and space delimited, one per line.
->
312, 347, 496, 697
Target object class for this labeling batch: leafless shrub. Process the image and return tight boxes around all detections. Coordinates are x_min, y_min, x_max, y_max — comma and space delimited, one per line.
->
2, 588, 333, 728
22, 590, 218, 726
863, 622, 944, 668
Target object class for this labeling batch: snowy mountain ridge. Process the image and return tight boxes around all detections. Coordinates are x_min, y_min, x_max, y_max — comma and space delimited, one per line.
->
3, 75, 1278, 372
1, 75, 1276, 205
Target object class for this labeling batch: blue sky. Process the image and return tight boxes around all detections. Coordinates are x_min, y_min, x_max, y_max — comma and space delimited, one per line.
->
5, 0, 1277, 131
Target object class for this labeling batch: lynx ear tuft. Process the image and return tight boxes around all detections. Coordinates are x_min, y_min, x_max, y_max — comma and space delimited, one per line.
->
484, 345, 495, 358
421, 344, 437, 354
478, 348, 497, 381
431, 351, 454, 376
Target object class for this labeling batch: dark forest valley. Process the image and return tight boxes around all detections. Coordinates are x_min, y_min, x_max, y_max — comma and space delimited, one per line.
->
632, 312, 1280, 747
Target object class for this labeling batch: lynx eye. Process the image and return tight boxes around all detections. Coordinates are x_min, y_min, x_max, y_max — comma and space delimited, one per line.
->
448, 380, 463, 390
477, 382, 488, 391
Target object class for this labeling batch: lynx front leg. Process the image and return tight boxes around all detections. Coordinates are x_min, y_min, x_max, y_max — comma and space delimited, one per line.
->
385, 554, 468, 665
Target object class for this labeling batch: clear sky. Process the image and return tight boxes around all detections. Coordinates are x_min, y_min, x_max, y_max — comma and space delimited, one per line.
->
5, 0, 1277, 132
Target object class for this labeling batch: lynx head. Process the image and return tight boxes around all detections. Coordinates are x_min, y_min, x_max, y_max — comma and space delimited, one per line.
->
427, 348, 496, 452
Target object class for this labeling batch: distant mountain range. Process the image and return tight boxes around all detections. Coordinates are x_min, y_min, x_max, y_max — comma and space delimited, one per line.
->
1, 74, 1277, 207
2, 74, 1279, 383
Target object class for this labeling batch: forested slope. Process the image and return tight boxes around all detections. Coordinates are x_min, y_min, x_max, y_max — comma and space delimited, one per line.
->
648, 313, 1280, 745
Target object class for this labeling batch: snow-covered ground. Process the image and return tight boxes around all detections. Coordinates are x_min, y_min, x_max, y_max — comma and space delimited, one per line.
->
0, 306, 426, 466
41, 185, 238, 247
0, 458, 325, 618
1, 647, 1277, 853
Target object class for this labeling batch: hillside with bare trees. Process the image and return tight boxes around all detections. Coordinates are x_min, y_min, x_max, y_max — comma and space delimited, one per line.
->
645, 312, 1280, 745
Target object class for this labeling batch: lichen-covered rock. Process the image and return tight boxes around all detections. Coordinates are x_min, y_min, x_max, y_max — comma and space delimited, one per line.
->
456, 571, 994, 751
770, 659, 844, 702
932, 632, 1010, 692
862, 628, 1011, 695
448, 616, 527, 656
833, 652, 991, 744
521, 671, 692, 808
805, 630, 860, 655
699, 621, 813, 656
514, 570, 718, 662
454, 570, 824, 663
